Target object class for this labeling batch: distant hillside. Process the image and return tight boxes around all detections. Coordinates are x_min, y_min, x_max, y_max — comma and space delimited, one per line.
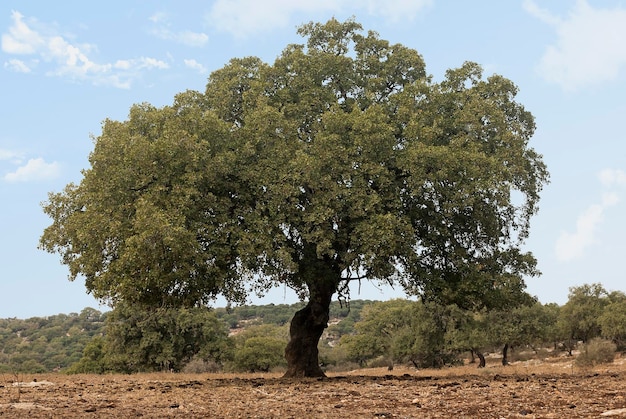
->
0, 307, 107, 373
0, 300, 374, 374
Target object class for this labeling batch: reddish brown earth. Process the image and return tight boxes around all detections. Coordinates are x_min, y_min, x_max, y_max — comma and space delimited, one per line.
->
1, 358, 625, 418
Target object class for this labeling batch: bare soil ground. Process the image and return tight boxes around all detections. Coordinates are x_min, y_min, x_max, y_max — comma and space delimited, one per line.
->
1, 357, 626, 418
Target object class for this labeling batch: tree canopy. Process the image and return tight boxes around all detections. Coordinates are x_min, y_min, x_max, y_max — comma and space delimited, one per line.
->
40, 18, 548, 377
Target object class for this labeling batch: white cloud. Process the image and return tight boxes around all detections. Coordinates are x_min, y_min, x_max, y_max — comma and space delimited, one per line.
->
599, 168, 626, 187
2, 11, 168, 88
555, 167, 626, 261
149, 12, 168, 24
555, 192, 619, 261
522, 0, 561, 26
4, 58, 32, 73
131, 57, 169, 70
0, 148, 23, 161
148, 12, 208, 47
176, 31, 209, 47
152, 28, 209, 47
365, 0, 433, 22
3, 157, 60, 182
184, 59, 207, 74
207, 0, 431, 38
524, 0, 626, 91
1, 10, 45, 54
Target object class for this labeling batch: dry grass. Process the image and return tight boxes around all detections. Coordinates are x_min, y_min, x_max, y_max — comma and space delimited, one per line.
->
2, 355, 625, 418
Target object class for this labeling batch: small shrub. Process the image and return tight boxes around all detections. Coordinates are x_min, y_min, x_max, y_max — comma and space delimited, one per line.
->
232, 337, 285, 372
575, 338, 617, 367
182, 357, 221, 374
368, 356, 394, 369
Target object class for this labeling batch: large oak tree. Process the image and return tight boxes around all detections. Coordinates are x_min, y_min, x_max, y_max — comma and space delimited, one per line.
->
40, 19, 548, 377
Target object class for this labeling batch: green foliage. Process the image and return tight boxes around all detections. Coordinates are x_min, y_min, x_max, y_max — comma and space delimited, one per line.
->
0, 308, 106, 373
98, 303, 230, 373
558, 284, 609, 344
2, 288, 625, 373
229, 324, 289, 372
340, 300, 413, 366
391, 302, 464, 368
215, 303, 306, 328
64, 303, 233, 374
485, 299, 550, 349
599, 293, 626, 350
214, 300, 368, 337
65, 336, 107, 374
232, 337, 286, 372
340, 299, 465, 368
39, 18, 548, 376
40, 17, 547, 318
540, 303, 561, 347
575, 338, 617, 367
0, 300, 369, 374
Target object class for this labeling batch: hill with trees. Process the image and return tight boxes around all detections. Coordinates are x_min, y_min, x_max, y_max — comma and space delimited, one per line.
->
1, 285, 624, 374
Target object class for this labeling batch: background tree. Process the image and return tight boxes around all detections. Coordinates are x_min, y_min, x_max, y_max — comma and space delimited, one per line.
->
40, 18, 548, 377
558, 284, 609, 351
485, 298, 551, 365
445, 309, 490, 367
66, 336, 107, 374
391, 302, 463, 368
541, 303, 562, 350
230, 324, 288, 372
340, 299, 412, 367
103, 304, 229, 373
599, 291, 626, 350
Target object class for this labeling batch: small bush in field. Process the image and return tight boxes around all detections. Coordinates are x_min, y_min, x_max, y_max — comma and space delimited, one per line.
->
368, 356, 394, 369
575, 338, 617, 367
182, 357, 221, 373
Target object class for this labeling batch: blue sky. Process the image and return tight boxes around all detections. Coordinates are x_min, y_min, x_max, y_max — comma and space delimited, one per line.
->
1, 1, 626, 318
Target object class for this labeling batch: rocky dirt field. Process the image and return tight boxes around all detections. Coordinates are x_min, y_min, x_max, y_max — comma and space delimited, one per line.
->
1, 357, 625, 418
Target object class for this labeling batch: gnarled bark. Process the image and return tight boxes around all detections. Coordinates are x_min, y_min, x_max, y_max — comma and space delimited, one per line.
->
283, 280, 335, 378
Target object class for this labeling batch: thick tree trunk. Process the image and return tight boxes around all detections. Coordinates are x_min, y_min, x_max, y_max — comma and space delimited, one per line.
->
283, 281, 334, 378
501, 343, 510, 366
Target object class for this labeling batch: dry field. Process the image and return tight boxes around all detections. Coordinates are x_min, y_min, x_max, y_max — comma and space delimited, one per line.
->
1, 357, 626, 418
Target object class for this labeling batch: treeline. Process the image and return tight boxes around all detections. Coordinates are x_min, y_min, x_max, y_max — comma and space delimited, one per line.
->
1, 284, 624, 374
0, 300, 369, 374
340, 283, 625, 370
0, 308, 105, 373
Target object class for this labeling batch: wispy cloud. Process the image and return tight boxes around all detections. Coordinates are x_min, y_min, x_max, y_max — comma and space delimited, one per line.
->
524, 0, 626, 91
3, 157, 60, 182
4, 58, 32, 73
555, 168, 626, 261
0, 148, 23, 161
365, 0, 433, 22
149, 12, 208, 47
207, 0, 432, 38
599, 168, 626, 187
184, 58, 207, 74
114, 57, 169, 71
151, 28, 208, 47
2, 10, 168, 88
